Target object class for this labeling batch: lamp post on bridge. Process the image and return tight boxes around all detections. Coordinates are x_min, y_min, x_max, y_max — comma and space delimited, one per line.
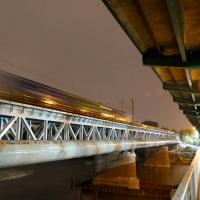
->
130, 98, 134, 123
120, 99, 125, 112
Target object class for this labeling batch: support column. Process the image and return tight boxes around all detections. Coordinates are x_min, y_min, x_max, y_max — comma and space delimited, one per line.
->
92, 151, 139, 189
136, 146, 170, 167
168, 144, 179, 151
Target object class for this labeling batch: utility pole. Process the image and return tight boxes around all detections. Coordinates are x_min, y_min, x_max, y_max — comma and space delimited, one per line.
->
130, 98, 134, 123
120, 99, 125, 112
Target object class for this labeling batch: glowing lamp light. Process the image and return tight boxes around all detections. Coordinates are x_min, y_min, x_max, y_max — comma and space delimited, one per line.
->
192, 127, 196, 131
192, 127, 199, 135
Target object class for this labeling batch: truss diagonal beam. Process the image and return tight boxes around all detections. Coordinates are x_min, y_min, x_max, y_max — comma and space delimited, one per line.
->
86, 126, 94, 140
21, 118, 37, 140
53, 122, 66, 140
68, 124, 77, 140
3, 118, 16, 138
95, 127, 102, 140
0, 117, 17, 139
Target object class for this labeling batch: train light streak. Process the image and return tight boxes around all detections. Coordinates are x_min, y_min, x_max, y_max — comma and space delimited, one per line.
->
117, 117, 126, 122
80, 109, 88, 112
99, 105, 112, 111
101, 113, 115, 118
44, 99, 55, 105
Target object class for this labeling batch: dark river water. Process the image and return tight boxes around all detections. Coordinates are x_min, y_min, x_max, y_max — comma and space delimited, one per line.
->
0, 152, 188, 200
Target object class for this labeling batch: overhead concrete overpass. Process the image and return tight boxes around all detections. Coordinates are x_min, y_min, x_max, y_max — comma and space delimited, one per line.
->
102, 0, 200, 132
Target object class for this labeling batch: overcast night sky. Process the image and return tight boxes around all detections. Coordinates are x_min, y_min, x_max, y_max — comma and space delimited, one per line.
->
0, 0, 192, 130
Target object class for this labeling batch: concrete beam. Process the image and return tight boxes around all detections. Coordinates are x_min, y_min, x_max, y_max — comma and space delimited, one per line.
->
173, 97, 200, 105
166, 0, 186, 62
163, 83, 197, 93
143, 50, 200, 68
0, 140, 179, 168
179, 105, 196, 112
183, 111, 200, 116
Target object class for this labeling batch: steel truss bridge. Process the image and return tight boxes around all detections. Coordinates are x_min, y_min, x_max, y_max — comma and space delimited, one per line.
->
0, 99, 178, 168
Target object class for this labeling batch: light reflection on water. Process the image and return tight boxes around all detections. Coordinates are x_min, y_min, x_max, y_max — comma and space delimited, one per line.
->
0, 169, 34, 181
0, 152, 188, 200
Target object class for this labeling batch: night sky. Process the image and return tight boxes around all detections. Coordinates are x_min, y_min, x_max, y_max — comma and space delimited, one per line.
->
0, 0, 192, 130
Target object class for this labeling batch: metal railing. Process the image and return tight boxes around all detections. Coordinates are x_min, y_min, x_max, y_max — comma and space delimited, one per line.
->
172, 147, 200, 200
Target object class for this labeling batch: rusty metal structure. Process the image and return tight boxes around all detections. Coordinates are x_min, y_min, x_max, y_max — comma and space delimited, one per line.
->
102, 0, 200, 131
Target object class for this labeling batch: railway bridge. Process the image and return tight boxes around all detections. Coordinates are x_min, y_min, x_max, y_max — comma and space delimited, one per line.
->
0, 0, 200, 199
0, 72, 178, 168
0, 72, 180, 198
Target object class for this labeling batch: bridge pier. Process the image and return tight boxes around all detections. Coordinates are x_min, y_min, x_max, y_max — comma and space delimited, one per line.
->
92, 151, 140, 189
136, 146, 170, 167
168, 143, 179, 151
90, 145, 173, 190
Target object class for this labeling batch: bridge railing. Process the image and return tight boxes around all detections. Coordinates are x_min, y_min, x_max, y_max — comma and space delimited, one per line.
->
0, 100, 179, 142
172, 147, 200, 200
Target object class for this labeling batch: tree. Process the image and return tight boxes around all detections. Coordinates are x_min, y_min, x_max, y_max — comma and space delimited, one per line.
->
180, 128, 199, 145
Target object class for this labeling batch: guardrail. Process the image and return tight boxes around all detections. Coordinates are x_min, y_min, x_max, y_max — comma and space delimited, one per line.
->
172, 147, 200, 200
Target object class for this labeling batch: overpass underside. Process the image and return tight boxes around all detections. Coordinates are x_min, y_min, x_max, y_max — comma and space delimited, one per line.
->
102, 0, 200, 131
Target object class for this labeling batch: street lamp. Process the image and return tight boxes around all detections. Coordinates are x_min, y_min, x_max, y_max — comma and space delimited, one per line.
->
129, 98, 134, 123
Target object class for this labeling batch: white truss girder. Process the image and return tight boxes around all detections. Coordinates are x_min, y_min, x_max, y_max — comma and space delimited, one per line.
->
0, 100, 179, 142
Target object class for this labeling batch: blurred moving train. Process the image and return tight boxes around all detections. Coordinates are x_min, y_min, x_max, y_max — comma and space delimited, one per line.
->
0, 70, 130, 123
0, 71, 175, 134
